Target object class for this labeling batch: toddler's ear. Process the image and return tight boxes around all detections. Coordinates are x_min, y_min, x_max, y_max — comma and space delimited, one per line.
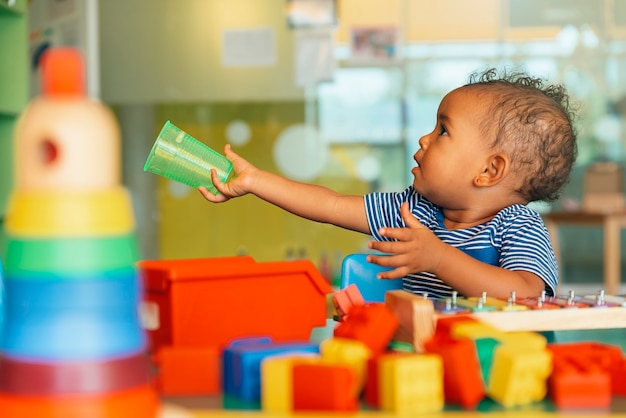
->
474, 153, 508, 187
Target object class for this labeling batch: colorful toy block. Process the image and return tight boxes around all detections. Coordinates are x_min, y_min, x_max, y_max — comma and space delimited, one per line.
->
451, 321, 505, 341
154, 346, 220, 395
319, 337, 372, 391
260, 354, 319, 413
548, 341, 623, 370
222, 337, 319, 402
547, 342, 622, 408
379, 353, 444, 414
364, 352, 410, 409
474, 337, 500, 387
549, 355, 611, 409
429, 314, 479, 343
424, 337, 485, 409
332, 283, 365, 321
384, 289, 436, 353
292, 362, 359, 412
487, 344, 552, 407
139, 256, 333, 352
611, 357, 626, 396
333, 303, 398, 355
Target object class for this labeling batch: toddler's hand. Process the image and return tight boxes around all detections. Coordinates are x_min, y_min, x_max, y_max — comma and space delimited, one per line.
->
198, 144, 255, 202
366, 202, 444, 279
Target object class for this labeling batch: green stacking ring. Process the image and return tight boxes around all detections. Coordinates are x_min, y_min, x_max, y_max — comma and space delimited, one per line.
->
4, 234, 140, 276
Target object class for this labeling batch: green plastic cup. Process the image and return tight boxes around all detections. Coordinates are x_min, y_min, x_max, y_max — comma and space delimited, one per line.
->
144, 121, 233, 194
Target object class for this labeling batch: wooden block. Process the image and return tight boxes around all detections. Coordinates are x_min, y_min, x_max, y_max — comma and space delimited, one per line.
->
384, 290, 435, 353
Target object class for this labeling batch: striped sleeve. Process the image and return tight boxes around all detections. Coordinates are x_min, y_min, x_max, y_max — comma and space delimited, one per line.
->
364, 187, 426, 239
498, 208, 558, 296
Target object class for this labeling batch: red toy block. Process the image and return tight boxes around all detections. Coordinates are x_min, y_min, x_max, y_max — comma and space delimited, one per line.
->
139, 256, 333, 352
424, 337, 485, 409
333, 303, 399, 355
548, 342, 623, 370
611, 357, 626, 396
548, 341, 625, 400
364, 356, 381, 409
154, 346, 220, 396
429, 314, 478, 344
548, 343, 613, 409
292, 363, 358, 412
549, 356, 611, 409
332, 284, 365, 321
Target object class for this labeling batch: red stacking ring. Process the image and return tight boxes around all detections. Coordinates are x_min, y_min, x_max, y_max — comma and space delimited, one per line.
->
0, 352, 154, 395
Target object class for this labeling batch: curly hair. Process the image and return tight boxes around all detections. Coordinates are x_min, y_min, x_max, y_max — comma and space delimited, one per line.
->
463, 68, 579, 203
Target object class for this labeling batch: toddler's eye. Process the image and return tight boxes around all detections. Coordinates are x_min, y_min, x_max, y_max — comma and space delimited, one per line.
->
439, 124, 448, 136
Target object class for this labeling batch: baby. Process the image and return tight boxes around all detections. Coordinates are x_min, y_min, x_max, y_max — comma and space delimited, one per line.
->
199, 68, 578, 300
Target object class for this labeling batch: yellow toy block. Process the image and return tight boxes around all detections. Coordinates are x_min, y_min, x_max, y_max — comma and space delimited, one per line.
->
498, 331, 547, 350
451, 321, 505, 341
379, 354, 444, 414
320, 338, 372, 391
452, 322, 547, 350
487, 344, 553, 407
260, 354, 320, 413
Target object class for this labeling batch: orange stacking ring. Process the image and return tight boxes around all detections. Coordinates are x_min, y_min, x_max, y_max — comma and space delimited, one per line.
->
4, 187, 135, 237
0, 353, 153, 395
0, 384, 159, 418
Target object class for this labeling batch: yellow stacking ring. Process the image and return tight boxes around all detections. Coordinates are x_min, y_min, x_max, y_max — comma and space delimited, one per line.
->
5, 187, 135, 237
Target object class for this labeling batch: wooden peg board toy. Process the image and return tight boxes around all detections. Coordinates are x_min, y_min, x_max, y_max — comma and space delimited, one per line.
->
385, 289, 626, 354
436, 289, 626, 332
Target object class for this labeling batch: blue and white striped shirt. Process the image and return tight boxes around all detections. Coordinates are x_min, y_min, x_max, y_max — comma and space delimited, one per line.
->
364, 186, 558, 299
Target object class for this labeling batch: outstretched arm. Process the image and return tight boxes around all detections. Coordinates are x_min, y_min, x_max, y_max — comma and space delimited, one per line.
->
367, 203, 546, 299
198, 144, 371, 234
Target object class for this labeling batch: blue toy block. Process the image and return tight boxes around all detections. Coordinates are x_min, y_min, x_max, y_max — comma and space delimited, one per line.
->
223, 337, 319, 402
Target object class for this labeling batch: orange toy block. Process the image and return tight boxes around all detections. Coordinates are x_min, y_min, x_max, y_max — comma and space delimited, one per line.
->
292, 363, 359, 412
333, 303, 398, 355
548, 341, 623, 371
154, 346, 220, 395
429, 314, 479, 343
611, 357, 626, 396
384, 290, 436, 352
139, 256, 332, 352
424, 337, 485, 409
547, 342, 620, 408
549, 356, 611, 409
332, 284, 365, 321
364, 356, 382, 409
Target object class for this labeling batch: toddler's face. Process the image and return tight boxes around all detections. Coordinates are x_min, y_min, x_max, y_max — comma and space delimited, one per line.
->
410, 88, 494, 209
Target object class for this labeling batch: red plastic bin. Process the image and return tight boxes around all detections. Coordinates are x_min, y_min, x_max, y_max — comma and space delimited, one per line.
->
138, 256, 333, 352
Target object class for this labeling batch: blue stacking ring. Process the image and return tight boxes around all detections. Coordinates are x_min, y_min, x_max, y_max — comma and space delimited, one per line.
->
1, 307, 147, 361
4, 268, 141, 310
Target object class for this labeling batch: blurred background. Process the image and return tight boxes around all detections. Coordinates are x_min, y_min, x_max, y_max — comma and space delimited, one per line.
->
1, 0, 626, 291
